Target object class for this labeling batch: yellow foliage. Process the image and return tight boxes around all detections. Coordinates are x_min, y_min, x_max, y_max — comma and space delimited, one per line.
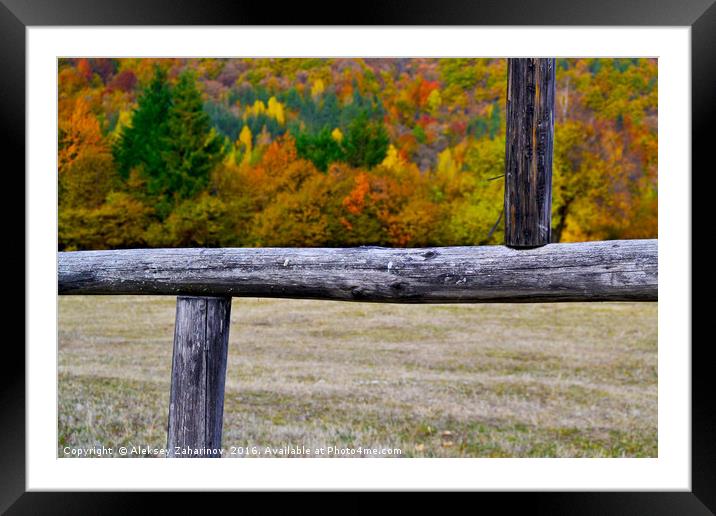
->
109, 109, 132, 143
244, 97, 286, 125
331, 127, 344, 143
244, 100, 266, 119
427, 89, 442, 113
59, 192, 153, 250
239, 125, 252, 151
380, 144, 405, 170
311, 78, 325, 98
267, 96, 286, 125
253, 175, 331, 247
238, 125, 253, 165
60, 149, 117, 209
158, 194, 228, 247
224, 145, 237, 166
437, 148, 459, 180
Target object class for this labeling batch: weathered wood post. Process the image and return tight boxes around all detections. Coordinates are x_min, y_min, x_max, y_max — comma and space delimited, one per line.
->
504, 58, 556, 247
167, 296, 231, 457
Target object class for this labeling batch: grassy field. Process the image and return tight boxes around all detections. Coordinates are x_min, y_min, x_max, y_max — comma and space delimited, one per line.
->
58, 296, 657, 458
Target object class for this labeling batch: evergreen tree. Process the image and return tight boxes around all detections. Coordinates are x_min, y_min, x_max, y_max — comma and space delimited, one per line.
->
343, 113, 389, 169
295, 127, 344, 172
112, 66, 172, 182
161, 72, 225, 211
114, 68, 225, 219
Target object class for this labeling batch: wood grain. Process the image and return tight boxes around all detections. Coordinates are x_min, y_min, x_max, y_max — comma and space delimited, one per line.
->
58, 240, 657, 302
167, 296, 231, 457
505, 58, 556, 247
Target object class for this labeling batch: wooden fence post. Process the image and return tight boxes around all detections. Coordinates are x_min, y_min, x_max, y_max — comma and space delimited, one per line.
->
504, 58, 556, 247
167, 296, 231, 457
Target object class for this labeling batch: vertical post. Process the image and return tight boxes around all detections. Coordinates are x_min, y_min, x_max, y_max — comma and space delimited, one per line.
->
504, 58, 556, 247
167, 296, 231, 457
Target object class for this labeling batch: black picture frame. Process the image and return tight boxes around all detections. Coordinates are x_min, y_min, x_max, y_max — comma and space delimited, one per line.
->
4, 0, 709, 511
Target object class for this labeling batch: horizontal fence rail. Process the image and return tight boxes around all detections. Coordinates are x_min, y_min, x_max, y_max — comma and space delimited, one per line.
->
58, 239, 657, 303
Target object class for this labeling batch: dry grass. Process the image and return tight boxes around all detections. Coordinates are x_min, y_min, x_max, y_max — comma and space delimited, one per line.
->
58, 296, 657, 457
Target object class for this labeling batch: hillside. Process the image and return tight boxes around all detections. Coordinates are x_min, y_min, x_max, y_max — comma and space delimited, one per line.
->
58, 58, 657, 250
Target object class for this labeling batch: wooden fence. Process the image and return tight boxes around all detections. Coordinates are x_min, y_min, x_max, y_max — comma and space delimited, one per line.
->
57, 58, 658, 457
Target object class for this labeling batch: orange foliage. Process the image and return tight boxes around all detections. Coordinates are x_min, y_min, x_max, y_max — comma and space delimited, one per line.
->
342, 172, 371, 215
58, 96, 105, 174
76, 58, 93, 81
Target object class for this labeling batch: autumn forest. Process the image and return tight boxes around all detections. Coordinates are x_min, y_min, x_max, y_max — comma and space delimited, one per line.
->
58, 58, 657, 250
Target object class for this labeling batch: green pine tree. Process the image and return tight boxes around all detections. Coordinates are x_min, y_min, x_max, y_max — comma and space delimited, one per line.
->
294, 127, 344, 172
343, 113, 389, 169
161, 71, 225, 211
112, 66, 172, 184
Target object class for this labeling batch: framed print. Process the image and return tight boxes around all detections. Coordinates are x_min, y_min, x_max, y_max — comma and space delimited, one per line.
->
5, 0, 710, 511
